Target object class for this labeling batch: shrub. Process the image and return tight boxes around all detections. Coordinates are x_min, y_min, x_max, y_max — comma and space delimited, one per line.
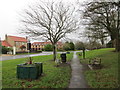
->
44, 44, 53, 51
20, 45, 26, 50
2, 46, 12, 54
75, 42, 85, 50
63, 42, 75, 51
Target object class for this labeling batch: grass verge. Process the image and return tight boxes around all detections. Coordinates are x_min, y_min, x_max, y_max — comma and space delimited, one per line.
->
77, 48, 118, 88
2, 53, 73, 88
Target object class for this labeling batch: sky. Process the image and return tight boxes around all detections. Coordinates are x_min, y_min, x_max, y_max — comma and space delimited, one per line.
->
0, 0, 87, 42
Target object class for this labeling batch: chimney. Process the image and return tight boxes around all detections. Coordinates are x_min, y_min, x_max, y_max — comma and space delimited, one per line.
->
26, 36, 28, 40
5, 34, 7, 41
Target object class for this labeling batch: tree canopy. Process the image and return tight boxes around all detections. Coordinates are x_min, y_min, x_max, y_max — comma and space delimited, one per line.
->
81, 0, 120, 51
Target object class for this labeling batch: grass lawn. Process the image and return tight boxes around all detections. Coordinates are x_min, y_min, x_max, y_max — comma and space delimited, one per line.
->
77, 48, 118, 88
2, 53, 73, 88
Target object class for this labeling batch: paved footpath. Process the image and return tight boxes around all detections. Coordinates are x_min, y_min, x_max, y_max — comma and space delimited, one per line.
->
69, 52, 89, 88
1, 52, 63, 61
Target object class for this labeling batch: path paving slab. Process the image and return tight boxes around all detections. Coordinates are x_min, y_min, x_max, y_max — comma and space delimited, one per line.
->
69, 52, 89, 88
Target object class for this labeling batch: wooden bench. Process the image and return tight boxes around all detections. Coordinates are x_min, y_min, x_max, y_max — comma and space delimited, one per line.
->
89, 58, 101, 69
79, 53, 82, 56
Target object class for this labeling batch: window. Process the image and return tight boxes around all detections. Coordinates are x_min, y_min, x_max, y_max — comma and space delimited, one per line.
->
16, 42, 19, 46
22, 42, 25, 45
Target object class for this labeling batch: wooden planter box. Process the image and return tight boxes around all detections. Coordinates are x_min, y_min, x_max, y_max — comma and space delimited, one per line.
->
17, 62, 43, 79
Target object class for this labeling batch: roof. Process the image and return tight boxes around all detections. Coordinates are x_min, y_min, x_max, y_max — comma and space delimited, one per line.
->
8, 36, 27, 42
32, 42, 63, 45
32, 42, 44, 45
1, 40, 12, 47
57, 42, 63, 45
44, 42, 52, 45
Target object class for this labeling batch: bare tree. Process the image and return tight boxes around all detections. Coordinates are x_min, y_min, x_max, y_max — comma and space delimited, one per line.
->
81, 0, 120, 51
20, 1, 78, 61
85, 25, 108, 46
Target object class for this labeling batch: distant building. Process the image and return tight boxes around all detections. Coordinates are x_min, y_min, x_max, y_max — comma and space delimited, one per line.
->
31, 41, 63, 51
1, 40, 12, 48
1, 34, 63, 54
2, 35, 28, 52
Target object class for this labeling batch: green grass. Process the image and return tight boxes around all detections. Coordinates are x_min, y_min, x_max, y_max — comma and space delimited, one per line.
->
2, 53, 73, 88
77, 48, 118, 88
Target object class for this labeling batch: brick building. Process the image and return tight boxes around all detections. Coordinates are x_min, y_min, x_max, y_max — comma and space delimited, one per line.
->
31, 42, 63, 51
2, 35, 28, 52
1, 34, 63, 54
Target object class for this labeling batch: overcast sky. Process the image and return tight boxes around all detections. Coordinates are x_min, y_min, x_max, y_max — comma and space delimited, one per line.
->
0, 0, 87, 42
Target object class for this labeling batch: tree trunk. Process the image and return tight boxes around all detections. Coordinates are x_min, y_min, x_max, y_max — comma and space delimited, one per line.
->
115, 38, 120, 52
53, 44, 57, 61
114, 29, 120, 52
110, 35, 116, 48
